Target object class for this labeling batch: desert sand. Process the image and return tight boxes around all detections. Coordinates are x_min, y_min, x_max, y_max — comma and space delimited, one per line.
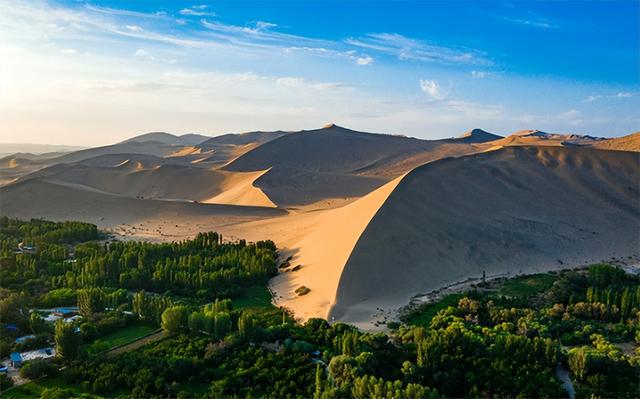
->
1, 126, 638, 329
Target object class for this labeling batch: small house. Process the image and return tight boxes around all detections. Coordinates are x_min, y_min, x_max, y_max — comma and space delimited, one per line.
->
11, 348, 55, 368
15, 334, 36, 344
10, 352, 22, 367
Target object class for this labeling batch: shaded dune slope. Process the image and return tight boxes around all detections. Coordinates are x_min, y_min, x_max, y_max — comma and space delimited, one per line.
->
329, 146, 640, 325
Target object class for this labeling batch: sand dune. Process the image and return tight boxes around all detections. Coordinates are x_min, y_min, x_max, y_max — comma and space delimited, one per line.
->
489, 130, 603, 147
223, 124, 485, 206
120, 132, 210, 146
329, 146, 639, 327
222, 175, 407, 321
590, 132, 640, 152
204, 169, 277, 208
2, 127, 638, 329
456, 128, 503, 143
0, 179, 285, 235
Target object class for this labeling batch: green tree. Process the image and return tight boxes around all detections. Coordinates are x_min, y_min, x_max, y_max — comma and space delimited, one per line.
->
568, 347, 588, 380
161, 306, 188, 334
54, 320, 81, 362
238, 311, 256, 341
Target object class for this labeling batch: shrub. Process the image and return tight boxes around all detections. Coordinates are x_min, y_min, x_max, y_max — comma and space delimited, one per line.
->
19, 359, 58, 379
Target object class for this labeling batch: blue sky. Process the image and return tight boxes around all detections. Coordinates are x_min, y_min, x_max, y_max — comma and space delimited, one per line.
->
0, 0, 637, 145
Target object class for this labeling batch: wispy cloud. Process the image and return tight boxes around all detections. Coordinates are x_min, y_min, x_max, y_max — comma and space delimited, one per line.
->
471, 70, 491, 78
276, 77, 348, 92
498, 15, 559, 29
346, 33, 491, 65
419, 79, 444, 100
583, 92, 636, 102
615, 92, 634, 98
179, 5, 215, 17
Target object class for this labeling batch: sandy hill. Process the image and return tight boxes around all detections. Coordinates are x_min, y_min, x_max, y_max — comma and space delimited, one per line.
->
0, 143, 85, 158
0, 156, 40, 186
222, 124, 484, 206
192, 130, 292, 168
14, 158, 275, 208
590, 132, 640, 152
491, 130, 603, 147
0, 178, 285, 235
0, 156, 37, 169
456, 128, 503, 143
121, 132, 210, 146
224, 124, 438, 174
198, 131, 290, 147
46, 141, 183, 165
327, 146, 639, 326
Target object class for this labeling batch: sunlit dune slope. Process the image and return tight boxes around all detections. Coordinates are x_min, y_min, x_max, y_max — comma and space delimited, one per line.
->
223, 174, 406, 321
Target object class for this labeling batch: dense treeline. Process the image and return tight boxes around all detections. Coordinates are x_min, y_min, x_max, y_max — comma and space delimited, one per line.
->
0, 218, 280, 396
51, 232, 277, 297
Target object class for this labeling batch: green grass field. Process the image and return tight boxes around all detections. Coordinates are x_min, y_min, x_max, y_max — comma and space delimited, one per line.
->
98, 323, 157, 349
232, 284, 274, 309
496, 273, 556, 297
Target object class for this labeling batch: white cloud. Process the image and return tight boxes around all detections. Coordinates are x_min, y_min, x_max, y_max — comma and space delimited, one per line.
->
276, 77, 347, 91
133, 49, 156, 61
560, 109, 580, 119
254, 21, 278, 30
125, 25, 143, 32
61, 48, 77, 55
355, 55, 374, 65
471, 70, 490, 78
179, 6, 215, 17
419, 79, 444, 99
584, 92, 635, 102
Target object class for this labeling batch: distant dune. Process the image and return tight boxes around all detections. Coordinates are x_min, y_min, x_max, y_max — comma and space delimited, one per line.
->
120, 132, 211, 146
0, 178, 285, 236
0, 143, 85, 158
590, 132, 640, 152
456, 128, 503, 143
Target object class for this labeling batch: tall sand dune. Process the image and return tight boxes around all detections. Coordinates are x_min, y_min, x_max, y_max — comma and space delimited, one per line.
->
329, 146, 640, 327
